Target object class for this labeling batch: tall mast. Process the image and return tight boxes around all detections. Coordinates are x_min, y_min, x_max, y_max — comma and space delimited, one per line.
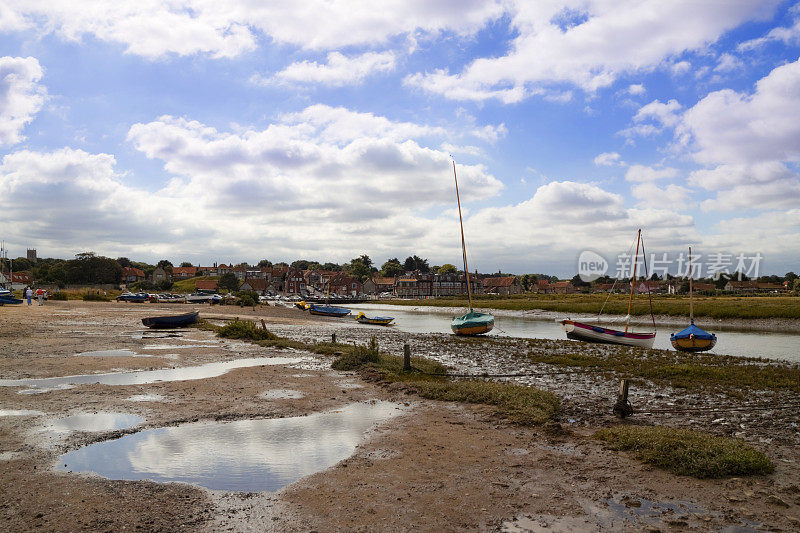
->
688, 246, 694, 323
626, 229, 641, 333
453, 160, 473, 311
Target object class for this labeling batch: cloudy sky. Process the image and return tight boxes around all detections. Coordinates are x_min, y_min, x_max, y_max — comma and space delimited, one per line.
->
1, 1, 799, 276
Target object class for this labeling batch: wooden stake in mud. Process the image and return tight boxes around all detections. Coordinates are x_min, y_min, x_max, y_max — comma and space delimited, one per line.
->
613, 379, 634, 418
260, 319, 267, 330
403, 343, 412, 371
331, 333, 337, 344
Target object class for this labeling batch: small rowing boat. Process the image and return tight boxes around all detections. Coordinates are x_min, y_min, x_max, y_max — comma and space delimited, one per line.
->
142, 311, 199, 329
308, 303, 351, 317
355, 312, 394, 325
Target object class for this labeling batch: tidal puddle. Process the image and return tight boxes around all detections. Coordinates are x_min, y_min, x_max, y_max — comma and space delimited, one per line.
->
76, 349, 151, 358
0, 356, 306, 393
0, 409, 44, 417
42, 412, 143, 433
259, 389, 304, 400
141, 344, 212, 350
58, 401, 406, 491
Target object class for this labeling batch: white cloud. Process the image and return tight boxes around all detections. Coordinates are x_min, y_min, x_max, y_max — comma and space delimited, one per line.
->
262, 51, 396, 87
625, 165, 680, 183
471, 123, 508, 143
593, 151, 622, 166
668, 60, 692, 75
627, 84, 645, 95
631, 182, 691, 210
633, 99, 682, 128
738, 11, 800, 51
714, 53, 744, 73
0, 56, 45, 147
2, 1, 504, 59
679, 57, 800, 166
406, 1, 775, 102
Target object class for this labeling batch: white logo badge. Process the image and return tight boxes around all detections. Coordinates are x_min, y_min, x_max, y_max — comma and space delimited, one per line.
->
578, 250, 607, 282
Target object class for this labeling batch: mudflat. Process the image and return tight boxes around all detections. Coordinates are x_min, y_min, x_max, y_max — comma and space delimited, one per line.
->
1, 301, 798, 532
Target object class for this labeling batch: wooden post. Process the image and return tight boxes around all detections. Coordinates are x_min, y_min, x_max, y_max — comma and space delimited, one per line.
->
613, 379, 633, 418
260, 319, 267, 330
331, 333, 336, 344
403, 343, 411, 371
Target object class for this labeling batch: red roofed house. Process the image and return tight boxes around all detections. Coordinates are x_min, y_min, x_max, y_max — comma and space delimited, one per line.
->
329, 272, 362, 297
2, 271, 34, 290
482, 276, 521, 296
172, 266, 197, 279
122, 267, 145, 283
195, 279, 219, 293
284, 268, 306, 296
553, 281, 575, 294
239, 278, 273, 295
534, 279, 553, 293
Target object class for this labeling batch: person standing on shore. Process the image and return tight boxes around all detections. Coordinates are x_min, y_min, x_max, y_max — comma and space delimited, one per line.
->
36, 288, 44, 306
25, 287, 32, 305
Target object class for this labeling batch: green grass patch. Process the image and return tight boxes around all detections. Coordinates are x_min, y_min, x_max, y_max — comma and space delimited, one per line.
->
413, 380, 560, 426
522, 341, 800, 393
382, 294, 800, 320
595, 425, 774, 478
171, 276, 219, 294
82, 291, 111, 302
217, 319, 278, 341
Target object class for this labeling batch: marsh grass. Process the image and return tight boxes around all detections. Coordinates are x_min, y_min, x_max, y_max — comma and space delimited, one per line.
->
522, 342, 800, 392
198, 318, 559, 426
383, 294, 800, 319
595, 425, 774, 478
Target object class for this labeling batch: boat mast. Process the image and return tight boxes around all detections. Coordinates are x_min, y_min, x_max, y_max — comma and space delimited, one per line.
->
625, 229, 641, 333
453, 160, 473, 311
688, 246, 694, 324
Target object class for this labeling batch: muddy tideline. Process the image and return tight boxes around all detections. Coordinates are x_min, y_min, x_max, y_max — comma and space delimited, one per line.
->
1, 301, 798, 532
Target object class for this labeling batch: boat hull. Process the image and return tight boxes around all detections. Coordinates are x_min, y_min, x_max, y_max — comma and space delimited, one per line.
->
308, 304, 351, 317
670, 336, 716, 352
561, 320, 655, 348
0, 296, 23, 304
142, 311, 199, 329
451, 311, 494, 336
356, 316, 394, 325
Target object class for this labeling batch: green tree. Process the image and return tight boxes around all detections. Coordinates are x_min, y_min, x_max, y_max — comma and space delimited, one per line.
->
116, 257, 132, 268
403, 255, 429, 273
219, 273, 240, 292
180, 261, 194, 268
793, 278, 800, 295
291, 259, 312, 270
322, 262, 341, 271
257, 259, 273, 268
380, 258, 403, 277
156, 259, 173, 271
348, 255, 373, 282
437, 263, 458, 275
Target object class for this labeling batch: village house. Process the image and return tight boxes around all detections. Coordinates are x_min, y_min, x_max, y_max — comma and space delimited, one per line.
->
121, 267, 145, 283
635, 280, 662, 294
172, 266, 197, 279
725, 280, 785, 293
328, 272, 362, 297
197, 264, 220, 276
0, 271, 34, 290
151, 267, 170, 282
482, 276, 522, 296
239, 278, 275, 295
363, 276, 396, 296
432, 273, 462, 296
552, 281, 575, 294
284, 267, 306, 296
534, 279, 553, 294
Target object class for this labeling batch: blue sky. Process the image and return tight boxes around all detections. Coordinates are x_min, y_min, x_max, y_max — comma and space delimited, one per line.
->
1, 1, 799, 277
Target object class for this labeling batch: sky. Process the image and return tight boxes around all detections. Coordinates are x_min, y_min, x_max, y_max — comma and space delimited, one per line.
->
1, 0, 799, 277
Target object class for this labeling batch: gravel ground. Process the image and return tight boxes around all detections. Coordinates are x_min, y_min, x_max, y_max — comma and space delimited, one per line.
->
1, 301, 798, 532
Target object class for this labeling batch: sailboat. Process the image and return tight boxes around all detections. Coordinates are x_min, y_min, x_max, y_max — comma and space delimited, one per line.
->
560, 229, 656, 348
450, 161, 494, 336
670, 246, 717, 352
307, 280, 351, 317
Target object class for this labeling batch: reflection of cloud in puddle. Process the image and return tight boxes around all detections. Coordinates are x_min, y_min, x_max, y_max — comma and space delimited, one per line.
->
335, 381, 364, 390
0, 409, 44, 417
76, 349, 151, 358
41, 412, 143, 433
1, 356, 307, 393
126, 394, 166, 402
259, 389, 304, 400
58, 401, 408, 492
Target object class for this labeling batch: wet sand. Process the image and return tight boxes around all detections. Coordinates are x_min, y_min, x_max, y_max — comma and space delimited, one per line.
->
1, 301, 798, 532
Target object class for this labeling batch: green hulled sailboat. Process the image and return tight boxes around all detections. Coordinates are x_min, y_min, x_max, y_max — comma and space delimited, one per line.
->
450, 160, 494, 336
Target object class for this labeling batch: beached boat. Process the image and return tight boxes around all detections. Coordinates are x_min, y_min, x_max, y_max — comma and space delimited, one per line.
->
117, 292, 149, 303
295, 301, 310, 310
307, 303, 351, 317
186, 293, 223, 304
671, 247, 717, 352
450, 160, 494, 336
355, 312, 394, 325
0, 289, 22, 304
560, 229, 655, 348
142, 311, 199, 329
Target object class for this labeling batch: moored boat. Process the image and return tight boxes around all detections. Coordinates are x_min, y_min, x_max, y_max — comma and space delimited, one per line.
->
308, 303, 351, 317
671, 246, 717, 352
0, 289, 22, 305
142, 311, 199, 329
449, 160, 494, 336
117, 292, 149, 303
355, 312, 394, 325
560, 228, 655, 347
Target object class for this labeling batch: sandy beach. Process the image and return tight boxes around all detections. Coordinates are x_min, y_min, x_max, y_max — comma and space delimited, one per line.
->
1, 301, 798, 532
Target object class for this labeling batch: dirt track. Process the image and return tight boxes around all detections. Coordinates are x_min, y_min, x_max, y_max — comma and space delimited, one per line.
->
1, 301, 798, 531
